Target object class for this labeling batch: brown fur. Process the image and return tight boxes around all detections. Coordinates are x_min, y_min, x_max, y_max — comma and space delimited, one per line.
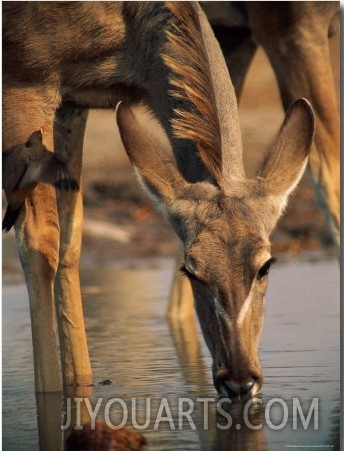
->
3, 2, 316, 400
164, 2, 222, 182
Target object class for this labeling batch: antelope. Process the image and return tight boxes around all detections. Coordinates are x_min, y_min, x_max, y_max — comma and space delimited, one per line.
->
3, 2, 314, 398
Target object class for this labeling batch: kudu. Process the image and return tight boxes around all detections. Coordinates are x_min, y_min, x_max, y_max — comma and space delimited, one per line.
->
2, 2, 314, 397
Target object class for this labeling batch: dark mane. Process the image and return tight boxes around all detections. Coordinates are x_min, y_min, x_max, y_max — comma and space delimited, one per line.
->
163, 2, 222, 182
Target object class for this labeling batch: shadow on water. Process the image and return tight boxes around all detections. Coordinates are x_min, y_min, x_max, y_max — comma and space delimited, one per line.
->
2, 259, 340, 450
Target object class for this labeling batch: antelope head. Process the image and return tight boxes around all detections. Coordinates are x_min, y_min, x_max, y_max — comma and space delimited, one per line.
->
117, 99, 314, 398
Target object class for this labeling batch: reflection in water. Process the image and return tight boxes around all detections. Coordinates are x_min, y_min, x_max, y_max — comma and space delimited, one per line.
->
36, 392, 64, 451
2, 259, 339, 450
214, 399, 266, 451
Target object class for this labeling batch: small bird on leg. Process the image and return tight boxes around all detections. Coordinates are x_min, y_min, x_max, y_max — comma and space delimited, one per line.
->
2, 129, 79, 231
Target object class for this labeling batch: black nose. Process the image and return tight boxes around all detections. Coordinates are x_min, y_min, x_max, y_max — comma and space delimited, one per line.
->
225, 379, 254, 396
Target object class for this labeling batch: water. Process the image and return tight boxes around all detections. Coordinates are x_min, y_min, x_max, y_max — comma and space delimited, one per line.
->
2, 259, 340, 450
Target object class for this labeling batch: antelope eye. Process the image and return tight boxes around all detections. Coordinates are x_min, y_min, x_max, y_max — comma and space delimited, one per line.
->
257, 257, 276, 280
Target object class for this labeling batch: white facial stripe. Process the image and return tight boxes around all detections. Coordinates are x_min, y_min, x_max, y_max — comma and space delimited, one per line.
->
237, 287, 254, 326
210, 295, 233, 332
212, 296, 228, 322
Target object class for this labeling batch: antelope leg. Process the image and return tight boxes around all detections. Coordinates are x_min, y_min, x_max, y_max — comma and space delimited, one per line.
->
16, 183, 61, 392
3, 88, 62, 392
53, 105, 92, 387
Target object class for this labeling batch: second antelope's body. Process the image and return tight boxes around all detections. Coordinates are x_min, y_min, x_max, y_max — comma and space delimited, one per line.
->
3, 2, 314, 397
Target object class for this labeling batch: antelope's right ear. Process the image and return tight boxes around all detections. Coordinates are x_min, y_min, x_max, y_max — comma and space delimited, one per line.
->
116, 102, 186, 208
258, 98, 314, 206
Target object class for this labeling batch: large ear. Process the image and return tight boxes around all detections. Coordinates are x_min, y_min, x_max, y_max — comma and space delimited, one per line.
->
258, 98, 314, 205
116, 102, 186, 208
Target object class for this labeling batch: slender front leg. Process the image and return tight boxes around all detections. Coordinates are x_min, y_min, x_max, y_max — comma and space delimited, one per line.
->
3, 87, 62, 392
53, 105, 92, 386
15, 183, 61, 392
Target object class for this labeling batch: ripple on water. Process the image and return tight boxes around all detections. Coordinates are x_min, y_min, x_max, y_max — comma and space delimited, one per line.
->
2, 259, 339, 450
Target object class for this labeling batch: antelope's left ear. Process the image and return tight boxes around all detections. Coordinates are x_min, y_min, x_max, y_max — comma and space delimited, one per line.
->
116, 102, 186, 208
257, 98, 314, 205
